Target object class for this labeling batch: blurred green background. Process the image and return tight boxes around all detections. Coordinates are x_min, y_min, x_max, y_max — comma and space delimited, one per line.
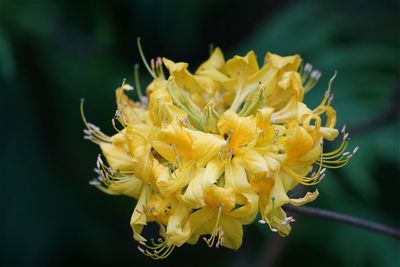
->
1, 0, 399, 266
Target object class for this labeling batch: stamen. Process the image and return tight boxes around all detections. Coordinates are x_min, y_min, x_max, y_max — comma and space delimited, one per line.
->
137, 238, 176, 260
271, 114, 276, 124
327, 93, 334, 106
341, 125, 346, 133
304, 63, 312, 72
134, 64, 145, 104
80, 99, 111, 144
310, 70, 321, 80
136, 37, 157, 79
204, 204, 224, 248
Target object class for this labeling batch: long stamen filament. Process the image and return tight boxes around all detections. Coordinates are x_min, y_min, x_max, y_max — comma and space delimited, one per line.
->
137, 37, 157, 79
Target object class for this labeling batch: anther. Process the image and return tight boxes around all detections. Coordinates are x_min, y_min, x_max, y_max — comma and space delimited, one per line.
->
271, 114, 276, 124
311, 70, 321, 80
304, 63, 312, 72
327, 94, 334, 105
89, 179, 100, 186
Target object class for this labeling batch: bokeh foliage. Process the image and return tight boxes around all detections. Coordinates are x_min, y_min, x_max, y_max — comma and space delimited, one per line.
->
1, 0, 399, 266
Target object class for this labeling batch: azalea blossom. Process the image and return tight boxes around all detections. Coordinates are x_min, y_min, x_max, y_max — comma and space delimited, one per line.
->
82, 40, 357, 259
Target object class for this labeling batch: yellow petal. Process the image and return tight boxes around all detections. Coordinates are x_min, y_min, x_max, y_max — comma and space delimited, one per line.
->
203, 159, 225, 186
130, 185, 151, 242
196, 47, 225, 73
166, 198, 191, 246
217, 110, 257, 148
106, 176, 143, 198
235, 147, 267, 173
268, 207, 292, 236
205, 185, 236, 211
320, 127, 339, 141
250, 173, 275, 195
100, 132, 136, 172
225, 159, 252, 193
221, 51, 259, 82
219, 216, 243, 250
186, 128, 225, 167
267, 172, 290, 210
289, 190, 319, 206
159, 121, 193, 161
285, 124, 314, 161
181, 167, 206, 208
264, 52, 300, 71
228, 192, 259, 224
255, 107, 274, 133
277, 71, 303, 100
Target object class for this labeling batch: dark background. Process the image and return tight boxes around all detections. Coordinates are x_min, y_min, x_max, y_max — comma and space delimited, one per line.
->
1, 0, 399, 266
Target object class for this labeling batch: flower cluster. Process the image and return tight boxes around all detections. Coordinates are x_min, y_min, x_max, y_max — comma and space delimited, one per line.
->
83, 43, 357, 259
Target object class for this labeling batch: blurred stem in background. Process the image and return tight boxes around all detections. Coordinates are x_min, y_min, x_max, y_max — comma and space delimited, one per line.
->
285, 205, 400, 239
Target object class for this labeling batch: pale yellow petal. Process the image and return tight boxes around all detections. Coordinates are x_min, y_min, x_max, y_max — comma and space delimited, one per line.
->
100, 132, 136, 172
181, 167, 206, 208
130, 186, 151, 242
107, 176, 143, 198
166, 198, 191, 246
225, 159, 252, 193
219, 216, 243, 250
203, 159, 225, 187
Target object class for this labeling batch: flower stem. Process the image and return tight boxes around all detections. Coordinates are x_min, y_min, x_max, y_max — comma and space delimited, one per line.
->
284, 205, 400, 240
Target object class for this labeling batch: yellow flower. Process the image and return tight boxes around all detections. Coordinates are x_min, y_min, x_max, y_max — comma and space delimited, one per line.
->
82, 42, 358, 259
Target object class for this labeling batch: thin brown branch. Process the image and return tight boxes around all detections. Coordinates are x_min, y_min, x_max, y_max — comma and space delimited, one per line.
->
284, 205, 400, 240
